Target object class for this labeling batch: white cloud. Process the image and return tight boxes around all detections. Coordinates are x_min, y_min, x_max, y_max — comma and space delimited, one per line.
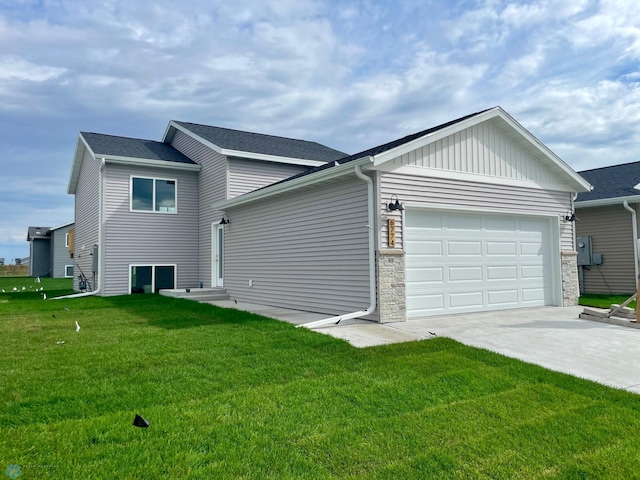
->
497, 44, 546, 87
0, 57, 65, 82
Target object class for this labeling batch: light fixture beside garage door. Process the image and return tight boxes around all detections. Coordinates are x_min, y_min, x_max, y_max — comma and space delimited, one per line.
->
387, 194, 404, 211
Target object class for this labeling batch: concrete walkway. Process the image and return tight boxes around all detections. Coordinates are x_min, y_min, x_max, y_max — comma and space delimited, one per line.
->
205, 300, 640, 394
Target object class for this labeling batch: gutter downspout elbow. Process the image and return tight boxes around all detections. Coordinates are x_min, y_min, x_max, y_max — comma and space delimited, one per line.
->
297, 161, 376, 328
52, 159, 105, 300
623, 201, 639, 289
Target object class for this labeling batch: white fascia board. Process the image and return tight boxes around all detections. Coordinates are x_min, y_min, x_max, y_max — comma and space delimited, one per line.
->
494, 109, 592, 193
49, 221, 74, 232
214, 156, 374, 210
372, 108, 502, 166
167, 121, 326, 167
68, 134, 96, 194
575, 195, 640, 208
372, 107, 592, 193
104, 156, 201, 171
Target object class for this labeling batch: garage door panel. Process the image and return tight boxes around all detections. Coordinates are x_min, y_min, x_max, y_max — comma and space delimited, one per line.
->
450, 291, 484, 308
406, 240, 443, 255
406, 210, 555, 318
521, 265, 544, 278
407, 294, 444, 312
447, 215, 482, 231
448, 241, 482, 256
487, 265, 518, 280
406, 212, 442, 229
520, 219, 548, 232
486, 241, 517, 256
521, 242, 544, 255
406, 267, 443, 283
487, 290, 519, 306
449, 266, 482, 282
485, 217, 517, 232
522, 288, 546, 302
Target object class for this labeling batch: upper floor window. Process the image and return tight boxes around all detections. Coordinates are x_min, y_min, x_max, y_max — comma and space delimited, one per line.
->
131, 177, 177, 213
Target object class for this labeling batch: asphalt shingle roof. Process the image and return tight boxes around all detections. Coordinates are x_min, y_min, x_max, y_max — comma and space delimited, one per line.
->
577, 161, 640, 202
173, 121, 347, 162
27, 226, 51, 241
81, 132, 196, 164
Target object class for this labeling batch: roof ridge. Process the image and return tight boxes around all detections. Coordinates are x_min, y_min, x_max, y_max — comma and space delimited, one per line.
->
172, 121, 337, 147
579, 159, 640, 173
81, 131, 160, 143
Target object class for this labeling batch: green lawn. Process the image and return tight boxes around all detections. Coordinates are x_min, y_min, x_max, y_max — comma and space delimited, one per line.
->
579, 293, 637, 310
2, 278, 640, 479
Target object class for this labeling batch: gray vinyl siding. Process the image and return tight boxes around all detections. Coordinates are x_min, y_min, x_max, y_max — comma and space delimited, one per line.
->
29, 239, 51, 277
575, 204, 637, 294
50, 225, 73, 278
102, 163, 199, 296
227, 158, 308, 198
379, 172, 574, 252
73, 149, 101, 291
224, 174, 372, 316
170, 130, 227, 287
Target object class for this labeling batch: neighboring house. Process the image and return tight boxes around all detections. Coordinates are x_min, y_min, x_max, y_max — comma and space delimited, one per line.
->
68, 107, 590, 322
26, 223, 74, 278
67, 123, 345, 295
575, 161, 640, 294
15, 257, 29, 266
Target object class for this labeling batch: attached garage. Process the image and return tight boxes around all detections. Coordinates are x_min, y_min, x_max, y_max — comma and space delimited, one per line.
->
215, 107, 592, 326
405, 209, 559, 318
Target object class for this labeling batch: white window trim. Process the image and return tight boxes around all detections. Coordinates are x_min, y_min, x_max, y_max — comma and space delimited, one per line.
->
64, 265, 73, 278
129, 264, 178, 294
129, 176, 178, 214
65, 233, 70, 248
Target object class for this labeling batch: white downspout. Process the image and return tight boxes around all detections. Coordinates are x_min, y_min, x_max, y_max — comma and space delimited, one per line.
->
623, 201, 639, 288
51, 158, 105, 299
298, 162, 376, 328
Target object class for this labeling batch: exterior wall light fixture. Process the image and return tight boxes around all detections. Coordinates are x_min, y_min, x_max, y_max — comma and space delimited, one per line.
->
220, 214, 230, 225
388, 194, 404, 211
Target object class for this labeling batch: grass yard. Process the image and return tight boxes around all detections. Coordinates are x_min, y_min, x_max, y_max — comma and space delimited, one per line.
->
579, 293, 637, 310
2, 278, 640, 479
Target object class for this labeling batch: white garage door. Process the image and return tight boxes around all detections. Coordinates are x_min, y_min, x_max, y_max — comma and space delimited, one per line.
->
405, 210, 555, 318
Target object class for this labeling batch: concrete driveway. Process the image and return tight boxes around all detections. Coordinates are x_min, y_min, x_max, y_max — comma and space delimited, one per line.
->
377, 306, 640, 393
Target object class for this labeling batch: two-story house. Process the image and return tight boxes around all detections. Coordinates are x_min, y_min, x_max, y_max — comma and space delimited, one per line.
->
68, 107, 591, 323
67, 123, 345, 296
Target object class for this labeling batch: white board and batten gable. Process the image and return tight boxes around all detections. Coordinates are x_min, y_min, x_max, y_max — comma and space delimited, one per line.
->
373, 107, 590, 193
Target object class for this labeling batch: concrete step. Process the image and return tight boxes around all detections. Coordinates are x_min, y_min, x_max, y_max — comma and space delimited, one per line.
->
159, 288, 229, 302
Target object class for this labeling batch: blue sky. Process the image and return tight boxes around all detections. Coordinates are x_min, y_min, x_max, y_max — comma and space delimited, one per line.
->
1, 0, 639, 263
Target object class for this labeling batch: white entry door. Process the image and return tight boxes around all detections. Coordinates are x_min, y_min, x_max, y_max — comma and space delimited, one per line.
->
212, 224, 224, 287
405, 209, 556, 318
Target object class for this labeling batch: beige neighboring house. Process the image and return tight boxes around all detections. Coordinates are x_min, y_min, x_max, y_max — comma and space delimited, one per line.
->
575, 162, 640, 294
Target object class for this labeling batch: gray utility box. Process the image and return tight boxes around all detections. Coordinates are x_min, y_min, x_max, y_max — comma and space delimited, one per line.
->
577, 236, 592, 266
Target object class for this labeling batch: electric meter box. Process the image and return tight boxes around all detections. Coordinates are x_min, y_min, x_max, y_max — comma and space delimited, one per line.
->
576, 236, 592, 266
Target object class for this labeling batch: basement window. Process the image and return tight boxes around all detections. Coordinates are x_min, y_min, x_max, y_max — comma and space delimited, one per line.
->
131, 177, 177, 213
130, 265, 176, 294
65, 265, 73, 278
